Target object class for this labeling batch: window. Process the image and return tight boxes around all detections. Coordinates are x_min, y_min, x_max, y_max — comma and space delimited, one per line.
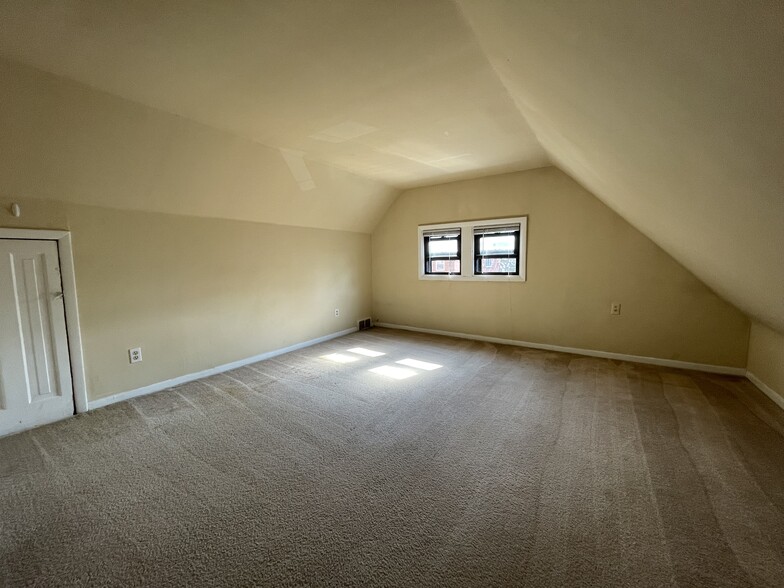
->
423, 228, 461, 275
474, 224, 520, 275
418, 216, 527, 281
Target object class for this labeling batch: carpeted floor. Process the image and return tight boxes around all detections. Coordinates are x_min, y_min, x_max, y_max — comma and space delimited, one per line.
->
1, 328, 783, 587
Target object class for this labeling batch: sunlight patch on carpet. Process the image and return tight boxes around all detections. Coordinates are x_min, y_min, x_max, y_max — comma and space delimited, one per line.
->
347, 347, 386, 357
396, 358, 442, 371
369, 365, 418, 380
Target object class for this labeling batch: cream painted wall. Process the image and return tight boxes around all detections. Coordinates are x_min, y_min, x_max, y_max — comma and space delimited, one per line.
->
747, 322, 784, 407
0, 57, 382, 402
0, 198, 369, 401
372, 167, 749, 368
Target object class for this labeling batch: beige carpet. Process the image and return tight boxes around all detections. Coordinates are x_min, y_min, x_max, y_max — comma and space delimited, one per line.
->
1, 328, 783, 587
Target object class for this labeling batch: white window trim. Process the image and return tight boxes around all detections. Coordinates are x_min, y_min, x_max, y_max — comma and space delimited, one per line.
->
418, 216, 528, 282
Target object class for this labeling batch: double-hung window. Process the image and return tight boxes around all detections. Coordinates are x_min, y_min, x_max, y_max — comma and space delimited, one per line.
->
423, 228, 461, 275
473, 224, 521, 276
418, 216, 527, 281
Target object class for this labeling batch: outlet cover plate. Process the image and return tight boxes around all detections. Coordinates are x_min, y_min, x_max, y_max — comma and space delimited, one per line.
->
129, 347, 143, 364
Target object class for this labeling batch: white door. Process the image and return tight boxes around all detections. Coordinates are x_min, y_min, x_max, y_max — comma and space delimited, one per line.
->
0, 239, 74, 436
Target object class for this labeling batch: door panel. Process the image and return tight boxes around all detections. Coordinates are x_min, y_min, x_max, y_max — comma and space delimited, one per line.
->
0, 239, 74, 436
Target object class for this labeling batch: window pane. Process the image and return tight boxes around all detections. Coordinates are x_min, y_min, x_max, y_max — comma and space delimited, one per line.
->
428, 238, 458, 256
430, 259, 460, 273
480, 258, 517, 273
478, 235, 515, 255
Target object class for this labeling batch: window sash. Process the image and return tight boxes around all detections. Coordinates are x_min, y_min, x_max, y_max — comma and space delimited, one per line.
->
474, 226, 520, 275
424, 230, 461, 275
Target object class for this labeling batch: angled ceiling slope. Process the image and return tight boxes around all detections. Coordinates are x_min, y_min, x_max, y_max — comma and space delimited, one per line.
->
0, 0, 546, 188
457, 0, 784, 333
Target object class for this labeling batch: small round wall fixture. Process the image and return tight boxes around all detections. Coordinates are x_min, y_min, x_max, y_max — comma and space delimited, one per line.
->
10, 203, 21, 217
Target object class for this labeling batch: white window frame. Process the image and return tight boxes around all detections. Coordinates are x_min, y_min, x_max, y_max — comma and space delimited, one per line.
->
418, 216, 528, 282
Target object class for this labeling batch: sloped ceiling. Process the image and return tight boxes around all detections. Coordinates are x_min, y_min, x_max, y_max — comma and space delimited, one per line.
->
0, 0, 781, 333
0, 0, 546, 187
455, 0, 784, 333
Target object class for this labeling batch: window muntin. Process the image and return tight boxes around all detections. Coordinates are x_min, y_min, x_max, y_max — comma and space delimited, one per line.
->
423, 229, 461, 275
473, 224, 520, 276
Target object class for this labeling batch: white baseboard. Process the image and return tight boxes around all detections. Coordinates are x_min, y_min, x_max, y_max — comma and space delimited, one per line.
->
89, 324, 776, 413
746, 371, 784, 410
88, 327, 358, 410
375, 323, 747, 376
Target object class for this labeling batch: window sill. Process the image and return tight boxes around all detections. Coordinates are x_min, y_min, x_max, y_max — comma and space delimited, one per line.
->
418, 274, 526, 282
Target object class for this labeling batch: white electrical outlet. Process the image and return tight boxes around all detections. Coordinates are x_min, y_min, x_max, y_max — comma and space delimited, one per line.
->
334, 308, 340, 317
610, 303, 621, 316
129, 347, 143, 364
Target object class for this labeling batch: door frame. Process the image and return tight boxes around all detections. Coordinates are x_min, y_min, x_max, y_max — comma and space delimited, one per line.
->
0, 228, 88, 414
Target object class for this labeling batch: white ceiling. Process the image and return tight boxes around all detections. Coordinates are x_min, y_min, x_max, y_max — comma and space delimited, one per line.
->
0, 0, 547, 188
0, 0, 781, 333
